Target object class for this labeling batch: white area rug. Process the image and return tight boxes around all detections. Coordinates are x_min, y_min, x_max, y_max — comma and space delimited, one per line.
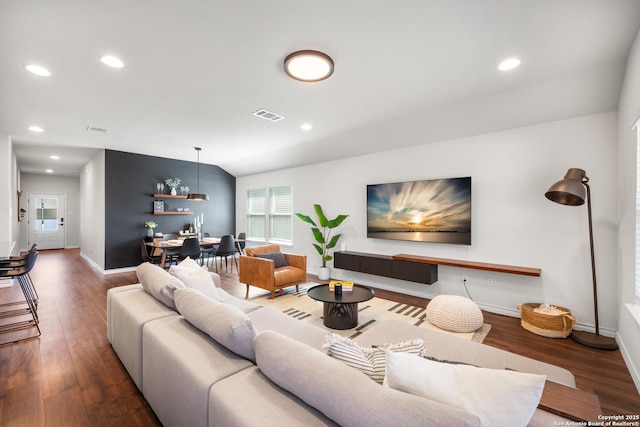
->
250, 283, 491, 342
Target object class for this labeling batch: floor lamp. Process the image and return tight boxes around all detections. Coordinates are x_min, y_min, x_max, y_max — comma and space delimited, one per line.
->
545, 168, 617, 350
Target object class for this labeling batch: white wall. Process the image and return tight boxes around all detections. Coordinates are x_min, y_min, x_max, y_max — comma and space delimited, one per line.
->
237, 112, 619, 334
616, 27, 640, 392
0, 133, 15, 248
19, 173, 81, 251
80, 151, 105, 270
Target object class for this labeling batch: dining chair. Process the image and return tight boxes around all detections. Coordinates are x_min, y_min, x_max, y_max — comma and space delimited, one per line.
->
236, 232, 246, 256
162, 233, 181, 266
201, 233, 217, 268
140, 239, 162, 265
215, 234, 237, 273
176, 237, 202, 265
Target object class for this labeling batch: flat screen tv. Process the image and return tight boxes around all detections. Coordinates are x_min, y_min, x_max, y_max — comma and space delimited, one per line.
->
367, 177, 471, 245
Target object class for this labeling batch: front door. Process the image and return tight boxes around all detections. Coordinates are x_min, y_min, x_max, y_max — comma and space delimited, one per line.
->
28, 193, 66, 250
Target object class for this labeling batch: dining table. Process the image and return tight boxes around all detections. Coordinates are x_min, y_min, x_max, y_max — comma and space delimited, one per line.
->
146, 237, 244, 268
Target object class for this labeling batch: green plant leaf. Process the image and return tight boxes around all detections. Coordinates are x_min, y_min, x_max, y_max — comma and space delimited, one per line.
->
314, 204, 329, 228
326, 234, 341, 249
295, 213, 317, 227
311, 228, 325, 244
325, 255, 333, 262
312, 243, 323, 256
328, 215, 349, 229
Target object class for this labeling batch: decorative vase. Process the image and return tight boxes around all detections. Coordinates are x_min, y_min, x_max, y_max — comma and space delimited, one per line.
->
170, 187, 177, 196
147, 228, 154, 238
318, 267, 330, 281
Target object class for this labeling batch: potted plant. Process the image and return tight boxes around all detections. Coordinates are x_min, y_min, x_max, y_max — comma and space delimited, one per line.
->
145, 220, 158, 238
164, 178, 181, 195
295, 204, 348, 280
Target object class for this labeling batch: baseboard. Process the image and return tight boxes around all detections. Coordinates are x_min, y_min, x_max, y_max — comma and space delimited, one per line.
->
617, 332, 640, 394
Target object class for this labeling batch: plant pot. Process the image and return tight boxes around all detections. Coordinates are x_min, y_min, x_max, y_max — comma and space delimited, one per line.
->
318, 267, 330, 281
170, 187, 177, 196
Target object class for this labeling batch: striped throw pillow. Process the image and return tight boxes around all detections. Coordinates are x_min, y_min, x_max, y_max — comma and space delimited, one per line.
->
321, 333, 425, 384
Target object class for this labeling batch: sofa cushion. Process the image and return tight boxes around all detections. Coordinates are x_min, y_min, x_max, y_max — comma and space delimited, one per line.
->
322, 332, 425, 384
169, 258, 223, 302
209, 367, 338, 427
174, 288, 257, 361
253, 251, 288, 268
136, 262, 185, 309
255, 331, 480, 427
385, 351, 545, 427
273, 266, 305, 286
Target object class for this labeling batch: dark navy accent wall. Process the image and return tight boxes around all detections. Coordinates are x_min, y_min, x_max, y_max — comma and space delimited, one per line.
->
105, 150, 235, 269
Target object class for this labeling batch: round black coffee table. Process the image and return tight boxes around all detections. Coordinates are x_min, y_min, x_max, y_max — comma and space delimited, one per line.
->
307, 284, 375, 330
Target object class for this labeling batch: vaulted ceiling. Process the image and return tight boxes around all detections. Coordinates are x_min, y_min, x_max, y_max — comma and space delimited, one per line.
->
3, 1, 640, 177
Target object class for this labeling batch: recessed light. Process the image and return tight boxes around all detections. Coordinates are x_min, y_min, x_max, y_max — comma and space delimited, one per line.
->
25, 64, 51, 76
300, 123, 312, 131
49, 155, 60, 160
284, 50, 334, 82
100, 55, 124, 68
498, 58, 521, 71
29, 126, 44, 132
45, 169, 54, 174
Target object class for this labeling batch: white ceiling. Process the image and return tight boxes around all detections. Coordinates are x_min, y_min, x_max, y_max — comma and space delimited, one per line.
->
2, 1, 640, 177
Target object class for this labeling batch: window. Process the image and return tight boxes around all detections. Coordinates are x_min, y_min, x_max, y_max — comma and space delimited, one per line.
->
269, 186, 292, 243
247, 188, 266, 241
246, 185, 292, 244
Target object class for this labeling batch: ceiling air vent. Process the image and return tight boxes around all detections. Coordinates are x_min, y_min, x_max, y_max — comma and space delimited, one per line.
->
252, 109, 285, 122
86, 126, 108, 133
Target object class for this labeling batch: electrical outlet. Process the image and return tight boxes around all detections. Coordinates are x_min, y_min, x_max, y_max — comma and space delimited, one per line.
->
487, 279, 493, 287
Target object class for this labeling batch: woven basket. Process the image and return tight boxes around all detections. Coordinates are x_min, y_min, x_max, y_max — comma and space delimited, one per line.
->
517, 303, 577, 339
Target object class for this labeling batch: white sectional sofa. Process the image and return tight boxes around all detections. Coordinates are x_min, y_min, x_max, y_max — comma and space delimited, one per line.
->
107, 262, 577, 426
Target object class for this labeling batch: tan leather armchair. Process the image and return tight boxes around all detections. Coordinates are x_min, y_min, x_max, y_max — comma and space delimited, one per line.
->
239, 244, 307, 299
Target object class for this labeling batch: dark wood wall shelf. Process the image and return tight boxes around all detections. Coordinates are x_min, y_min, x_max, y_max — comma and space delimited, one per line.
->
392, 254, 541, 277
153, 211, 193, 215
153, 194, 187, 199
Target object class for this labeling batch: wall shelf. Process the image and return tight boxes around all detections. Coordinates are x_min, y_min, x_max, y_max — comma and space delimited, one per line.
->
392, 254, 541, 277
153, 194, 187, 199
153, 211, 193, 215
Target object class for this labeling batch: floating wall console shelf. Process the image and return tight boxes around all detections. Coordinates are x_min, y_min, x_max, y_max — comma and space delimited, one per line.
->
334, 251, 541, 285
392, 254, 541, 277
334, 251, 438, 285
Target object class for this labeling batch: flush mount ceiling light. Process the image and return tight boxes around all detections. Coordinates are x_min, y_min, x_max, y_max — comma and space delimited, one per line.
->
49, 155, 60, 160
300, 123, 312, 131
25, 64, 51, 77
187, 147, 209, 201
100, 55, 124, 68
29, 125, 44, 132
498, 58, 521, 71
284, 50, 334, 82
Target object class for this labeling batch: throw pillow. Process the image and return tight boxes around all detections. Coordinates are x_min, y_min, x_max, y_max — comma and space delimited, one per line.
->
384, 351, 546, 426
169, 258, 223, 302
136, 262, 185, 309
255, 331, 481, 427
253, 251, 288, 268
321, 333, 425, 384
174, 288, 257, 361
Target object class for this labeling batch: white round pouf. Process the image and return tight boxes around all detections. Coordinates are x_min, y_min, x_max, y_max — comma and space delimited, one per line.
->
426, 295, 484, 333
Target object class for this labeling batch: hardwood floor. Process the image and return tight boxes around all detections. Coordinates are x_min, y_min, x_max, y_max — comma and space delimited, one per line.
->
0, 249, 638, 426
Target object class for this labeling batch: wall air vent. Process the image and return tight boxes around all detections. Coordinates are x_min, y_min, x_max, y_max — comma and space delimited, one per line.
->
252, 109, 285, 122
86, 126, 108, 133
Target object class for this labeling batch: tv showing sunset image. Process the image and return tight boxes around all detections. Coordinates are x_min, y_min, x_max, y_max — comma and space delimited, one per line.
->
367, 177, 471, 245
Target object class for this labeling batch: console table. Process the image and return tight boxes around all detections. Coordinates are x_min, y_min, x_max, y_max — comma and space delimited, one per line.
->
334, 251, 541, 286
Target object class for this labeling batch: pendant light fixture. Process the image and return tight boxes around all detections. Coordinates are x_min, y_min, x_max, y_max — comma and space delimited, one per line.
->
187, 147, 209, 201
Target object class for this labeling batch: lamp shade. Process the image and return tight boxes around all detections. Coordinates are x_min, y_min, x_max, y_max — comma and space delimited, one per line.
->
187, 147, 209, 201
187, 192, 209, 201
544, 168, 587, 206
